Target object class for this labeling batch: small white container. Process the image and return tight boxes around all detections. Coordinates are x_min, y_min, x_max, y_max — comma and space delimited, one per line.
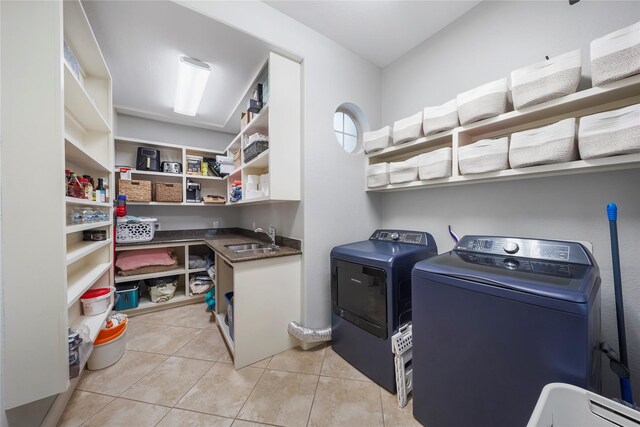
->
87, 327, 127, 371
527, 383, 640, 427
579, 103, 640, 159
457, 78, 509, 125
364, 126, 392, 153
591, 21, 640, 87
367, 163, 390, 187
423, 99, 459, 136
259, 173, 270, 196
509, 118, 578, 168
389, 158, 419, 184
80, 288, 114, 316
393, 112, 424, 145
458, 137, 510, 175
417, 147, 452, 180
511, 49, 582, 110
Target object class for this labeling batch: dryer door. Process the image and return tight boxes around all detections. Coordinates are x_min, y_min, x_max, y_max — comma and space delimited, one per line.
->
332, 259, 388, 338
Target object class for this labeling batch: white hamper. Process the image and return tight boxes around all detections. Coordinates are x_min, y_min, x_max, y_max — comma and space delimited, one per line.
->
393, 112, 424, 145
389, 158, 419, 184
527, 383, 640, 427
511, 49, 582, 110
510, 118, 578, 168
591, 21, 640, 87
579, 103, 640, 159
418, 147, 452, 180
457, 78, 509, 125
423, 99, 459, 136
458, 137, 509, 175
367, 163, 390, 188
364, 126, 392, 153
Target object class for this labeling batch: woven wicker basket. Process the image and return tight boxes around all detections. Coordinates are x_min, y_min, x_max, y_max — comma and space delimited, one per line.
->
155, 182, 183, 202
118, 179, 151, 202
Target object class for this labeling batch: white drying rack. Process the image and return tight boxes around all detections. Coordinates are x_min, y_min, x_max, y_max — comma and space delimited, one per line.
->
391, 323, 413, 408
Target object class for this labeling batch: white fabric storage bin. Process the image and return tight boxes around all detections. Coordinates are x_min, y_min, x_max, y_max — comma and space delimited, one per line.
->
591, 21, 640, 87
423, 100, 459, 136
367, 163, 390, 187
364, 126, 392, 153
389, 158, 419, 184
509, 118, 578, 168
393, 112, 424, 145
579, 104, 640, 159
458, 137, 510, 175
456, 78, 509, 125
511, 50, 582, 110
417, 147, 452, 180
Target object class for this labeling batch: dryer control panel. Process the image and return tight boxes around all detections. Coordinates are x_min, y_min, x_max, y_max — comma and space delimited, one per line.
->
455, 235, 592, 265
370, 229, 429, 245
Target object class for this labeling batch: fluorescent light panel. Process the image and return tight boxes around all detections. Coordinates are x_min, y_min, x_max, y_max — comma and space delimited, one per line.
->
174, 56, 211, 116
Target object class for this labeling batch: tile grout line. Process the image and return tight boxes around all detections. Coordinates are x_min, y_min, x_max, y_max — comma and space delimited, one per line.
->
378, 385, 386, 427
304, 372, 322, 427
170, 359, 222, 412
234, 364, 269, 420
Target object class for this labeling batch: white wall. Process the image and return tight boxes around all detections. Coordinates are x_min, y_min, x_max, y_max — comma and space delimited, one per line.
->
380, 1, 640, 399
116, 113, 234, 151
179, 0, 383, 329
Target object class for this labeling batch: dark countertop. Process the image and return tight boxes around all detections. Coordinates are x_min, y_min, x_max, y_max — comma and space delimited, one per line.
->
117, 228, 302, 263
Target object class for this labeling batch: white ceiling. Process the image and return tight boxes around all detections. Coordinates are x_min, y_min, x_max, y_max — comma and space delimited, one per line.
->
265, 1, 480, 67
83, 1, 272, 133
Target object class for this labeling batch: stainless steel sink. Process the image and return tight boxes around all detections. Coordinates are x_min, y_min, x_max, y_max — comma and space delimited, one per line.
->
225, 243, 279, 254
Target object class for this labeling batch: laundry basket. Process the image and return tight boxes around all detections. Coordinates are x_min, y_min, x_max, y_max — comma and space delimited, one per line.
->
527, 383, 640, 427
116, 217, 157, 243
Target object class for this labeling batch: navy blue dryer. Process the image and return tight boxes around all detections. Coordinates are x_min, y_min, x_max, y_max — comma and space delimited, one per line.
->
411, 235, 601, 427
331, 230, 438, 393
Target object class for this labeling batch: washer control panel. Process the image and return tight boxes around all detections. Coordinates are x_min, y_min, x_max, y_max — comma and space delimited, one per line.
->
370, 229, 428, 245
455, 235, 591, 265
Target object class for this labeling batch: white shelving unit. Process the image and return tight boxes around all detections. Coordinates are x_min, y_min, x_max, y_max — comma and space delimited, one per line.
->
1, 0, 114, 409
366, 74, 640, 192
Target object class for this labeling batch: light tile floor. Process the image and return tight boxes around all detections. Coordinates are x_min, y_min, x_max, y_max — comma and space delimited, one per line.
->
59, 303, 420, 427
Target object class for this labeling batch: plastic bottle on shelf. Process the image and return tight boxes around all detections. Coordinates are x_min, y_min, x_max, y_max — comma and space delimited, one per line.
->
116, 195, 127, 217
96, 178, 105, 203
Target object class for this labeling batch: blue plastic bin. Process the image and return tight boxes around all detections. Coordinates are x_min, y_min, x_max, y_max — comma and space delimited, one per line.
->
115, 284, 139, 311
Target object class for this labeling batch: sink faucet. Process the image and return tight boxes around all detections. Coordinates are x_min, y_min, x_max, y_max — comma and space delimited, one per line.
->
255, 224, 278, 247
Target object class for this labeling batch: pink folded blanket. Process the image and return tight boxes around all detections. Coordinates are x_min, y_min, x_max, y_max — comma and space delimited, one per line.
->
116, 248, 176, 271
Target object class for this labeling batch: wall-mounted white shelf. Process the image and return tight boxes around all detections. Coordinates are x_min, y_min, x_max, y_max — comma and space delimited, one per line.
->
66, 221, 112, 234
244, 150, 269, 169
367, 74, 640, 192
64, 64, 111, 133
186, 174, 225, 181
126, 201, 226, 207
66, 239, 112, 265
65, 197, 112, 208
65, 137, 111, 173
67, 261, 111, 307
115, 169, 182, 179
225, 105, 270, 154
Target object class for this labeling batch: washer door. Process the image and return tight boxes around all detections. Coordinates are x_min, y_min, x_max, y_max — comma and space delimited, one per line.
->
332, 259, 388, 338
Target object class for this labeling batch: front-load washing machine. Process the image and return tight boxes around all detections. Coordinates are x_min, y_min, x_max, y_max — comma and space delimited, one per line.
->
411, 235, 601, 427
331, 229, 438, 393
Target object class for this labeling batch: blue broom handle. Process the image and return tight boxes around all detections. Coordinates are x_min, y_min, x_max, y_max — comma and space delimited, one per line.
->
607, 203, 629, 368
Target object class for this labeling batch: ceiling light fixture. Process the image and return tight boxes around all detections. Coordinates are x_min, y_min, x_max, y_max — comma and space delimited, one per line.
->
174, 56, 211, 116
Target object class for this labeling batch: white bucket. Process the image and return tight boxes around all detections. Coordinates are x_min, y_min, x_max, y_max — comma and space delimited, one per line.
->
80, 287, 114, 316
87, 325, 128, 371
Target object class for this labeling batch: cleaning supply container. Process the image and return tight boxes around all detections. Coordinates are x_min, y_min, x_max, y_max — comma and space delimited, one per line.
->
225, 292, 234, 340
87, 318, 128, 370
115, 284, 140, 311
80, 288, 114, 316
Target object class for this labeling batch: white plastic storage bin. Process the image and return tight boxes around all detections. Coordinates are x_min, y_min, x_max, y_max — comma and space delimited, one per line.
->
511, 49, 582, 110
591, 21, 640, 87
579, 103, 640, 159
116, 217, 157, 243
458, 137, 510, 175
367, 163, 390, 188
389, 158, 419, 184
80, 288, 114, 316
87, 324, 128, 371
509, 118, 578, 168
417, 147, 452, 180
527, 383, 640, 427
393, 112, 424, 145
456, 78, 509, 125
364, 126, 392, 153
422, 99, 459, 136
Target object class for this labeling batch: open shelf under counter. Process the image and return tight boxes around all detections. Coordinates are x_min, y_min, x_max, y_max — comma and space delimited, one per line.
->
65, 197, 112, 208
114, 266, 186, 283
67, 261, 111, 307
65, 137, 111, 173
368, 153, 640, 192
64, 64, 111, 133
66, 220, 112, 234
215, 312, 235, 356
66, 239, 112, 265
117, 293, 205, 316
